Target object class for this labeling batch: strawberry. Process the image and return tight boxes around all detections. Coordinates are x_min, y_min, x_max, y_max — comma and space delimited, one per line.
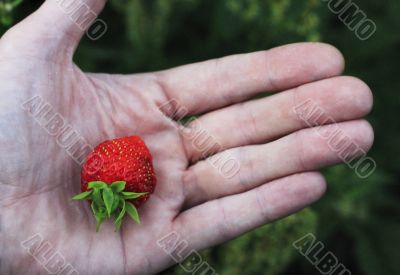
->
72, 136, 156, 231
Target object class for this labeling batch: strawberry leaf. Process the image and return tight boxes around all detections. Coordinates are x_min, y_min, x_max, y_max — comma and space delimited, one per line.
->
91, 202, 107, 232
111, 181, 126, 192
88, 181, 107, 189
122, 192, 148, 199
92, 189, 103, 207
71, 191, 92, 200
126, 202, 140, 224
103, 187, 114, 217
111, 195, 120, 212
72, 180, 149, 231
91, 201, 99, 216
114, 199, 126, 231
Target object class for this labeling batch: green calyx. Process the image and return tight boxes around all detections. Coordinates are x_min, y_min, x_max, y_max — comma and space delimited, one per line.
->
72, 181, 147, 232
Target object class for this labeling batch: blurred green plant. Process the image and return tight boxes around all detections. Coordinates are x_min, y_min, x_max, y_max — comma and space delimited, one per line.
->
316, 165, 400, 275
0, 0, 22, 26
162, 209, 318, 275
74, 0, 321, 72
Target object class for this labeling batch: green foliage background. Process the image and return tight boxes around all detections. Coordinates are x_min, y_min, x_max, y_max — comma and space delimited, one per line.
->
1, 0, 399, 274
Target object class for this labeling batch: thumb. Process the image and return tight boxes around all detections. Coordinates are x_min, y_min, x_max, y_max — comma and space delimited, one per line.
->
3, 0, 107, 55
39, 0, 108, 46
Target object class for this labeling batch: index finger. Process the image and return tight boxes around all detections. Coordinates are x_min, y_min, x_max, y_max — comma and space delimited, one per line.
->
156, 42, 344, 116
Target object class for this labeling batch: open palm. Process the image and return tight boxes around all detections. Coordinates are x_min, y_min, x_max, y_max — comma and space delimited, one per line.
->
0, 1, 374, 275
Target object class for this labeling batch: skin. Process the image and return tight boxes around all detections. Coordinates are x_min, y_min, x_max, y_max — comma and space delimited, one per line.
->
0, 1, 374, 274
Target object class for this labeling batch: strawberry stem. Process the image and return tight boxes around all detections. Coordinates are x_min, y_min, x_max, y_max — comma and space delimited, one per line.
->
72, 181, 147, 232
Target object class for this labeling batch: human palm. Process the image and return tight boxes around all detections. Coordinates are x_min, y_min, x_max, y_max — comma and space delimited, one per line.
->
0, 1, 374, 275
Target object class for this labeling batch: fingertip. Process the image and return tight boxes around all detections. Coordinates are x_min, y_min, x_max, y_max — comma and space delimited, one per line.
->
299, 42, 345, 76
279, 172, 327, 205
314, 42, 346, 76
266, 42, 346, 91
301, 171, 327, 202
340, 76, 374, 115
357, 119, 375, 152
302, 42, 345, 80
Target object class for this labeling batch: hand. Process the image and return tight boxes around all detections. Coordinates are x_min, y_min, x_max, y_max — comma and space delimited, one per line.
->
0, 1, 374, 274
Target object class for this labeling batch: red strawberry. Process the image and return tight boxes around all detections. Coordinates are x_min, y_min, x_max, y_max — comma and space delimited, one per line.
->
72, 136, 156, 231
